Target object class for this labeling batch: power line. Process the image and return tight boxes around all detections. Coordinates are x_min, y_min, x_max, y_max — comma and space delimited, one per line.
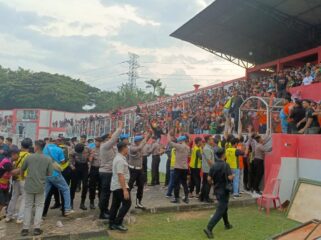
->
119, 52, 140, 90
140, 61, 242, 66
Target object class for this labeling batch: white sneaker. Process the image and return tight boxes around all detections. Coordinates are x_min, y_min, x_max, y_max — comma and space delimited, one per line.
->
5, 217, 13, 223
64, 210, 74, 216
251, 193, 260, 198
136, 202, 144, 209
16, 219, 23, 224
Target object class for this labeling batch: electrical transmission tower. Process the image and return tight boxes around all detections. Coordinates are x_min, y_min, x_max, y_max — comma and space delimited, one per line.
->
126, 52, 140, 90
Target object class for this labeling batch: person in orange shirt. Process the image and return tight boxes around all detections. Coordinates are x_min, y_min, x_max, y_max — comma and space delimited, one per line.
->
282, 94, 295, 133
257, 107, 267, 134
272, 113, 282, 133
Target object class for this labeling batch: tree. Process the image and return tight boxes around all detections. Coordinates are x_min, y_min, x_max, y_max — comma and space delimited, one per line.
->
156, 85, 167, 97
0, 65, 163, 112
145, 79, 162, 95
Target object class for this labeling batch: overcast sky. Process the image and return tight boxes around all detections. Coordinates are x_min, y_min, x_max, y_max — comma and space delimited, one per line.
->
0, 0, 244, 94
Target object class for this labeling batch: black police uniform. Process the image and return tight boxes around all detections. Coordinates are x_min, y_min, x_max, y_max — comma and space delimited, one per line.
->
207, 159, 232, 231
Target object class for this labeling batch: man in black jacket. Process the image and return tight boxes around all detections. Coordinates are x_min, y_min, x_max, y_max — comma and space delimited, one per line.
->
204, 148, 233, 239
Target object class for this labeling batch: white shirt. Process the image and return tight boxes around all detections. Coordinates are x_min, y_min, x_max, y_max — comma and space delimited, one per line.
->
110, 153, 130, 191
302, 76, 313, 85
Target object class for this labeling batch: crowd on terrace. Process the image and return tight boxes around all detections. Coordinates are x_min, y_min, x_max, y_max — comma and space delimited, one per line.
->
57, 62, 321, 137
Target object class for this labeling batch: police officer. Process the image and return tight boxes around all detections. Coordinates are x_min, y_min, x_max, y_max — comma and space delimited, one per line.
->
167, 133, 190, 204
150, 136, 162, 186
142, 142, 151, 185
88, 137, 102, 209
203, 148, 233, 239
119, 134, 129, 144
99, 121, 123, 219
128, 134, 150, 209
70, 143, 90, 210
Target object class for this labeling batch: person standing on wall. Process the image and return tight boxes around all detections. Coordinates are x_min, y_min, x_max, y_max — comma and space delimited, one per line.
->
204, 148, 233, 239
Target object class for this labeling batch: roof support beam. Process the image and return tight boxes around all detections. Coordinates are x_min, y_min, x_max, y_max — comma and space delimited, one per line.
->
197, 46, 254, 69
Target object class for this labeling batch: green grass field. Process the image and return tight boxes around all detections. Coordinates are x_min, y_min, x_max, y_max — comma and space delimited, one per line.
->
147, 170, 166, 184
92, 206, 298, 240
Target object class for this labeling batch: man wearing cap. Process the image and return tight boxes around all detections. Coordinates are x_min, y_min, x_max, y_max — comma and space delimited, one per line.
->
87, 139, 96, 149
88, 137, 102, 209
167, 132, 190, 204
119, 134, 129, 145
128, 133, 150, 209
99, 121, 124, 219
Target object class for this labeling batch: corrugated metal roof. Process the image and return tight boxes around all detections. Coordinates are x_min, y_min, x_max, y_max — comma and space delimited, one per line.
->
171, 0, 321, 65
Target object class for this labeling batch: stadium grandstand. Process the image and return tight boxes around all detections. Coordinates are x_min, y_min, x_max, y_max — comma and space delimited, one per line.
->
1, 1, 321, 238
1, 0, 320, 206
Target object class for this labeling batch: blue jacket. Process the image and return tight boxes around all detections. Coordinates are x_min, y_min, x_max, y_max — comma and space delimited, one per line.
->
0, 144, 9, 161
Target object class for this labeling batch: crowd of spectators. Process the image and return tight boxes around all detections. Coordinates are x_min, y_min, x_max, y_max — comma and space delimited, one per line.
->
53, 62, 321, 137
127, 62, 320, 136
0, 115, 13, 134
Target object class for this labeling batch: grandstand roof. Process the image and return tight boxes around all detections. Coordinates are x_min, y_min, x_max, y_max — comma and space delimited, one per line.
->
170, 0, 321, 68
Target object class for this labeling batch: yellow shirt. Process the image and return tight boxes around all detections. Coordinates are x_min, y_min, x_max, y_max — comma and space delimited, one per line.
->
170, 148, 176, 169
225, 147, 238, 169
189, 145, 202, 169
15, 151, 30, 181
224, 98, 232, 109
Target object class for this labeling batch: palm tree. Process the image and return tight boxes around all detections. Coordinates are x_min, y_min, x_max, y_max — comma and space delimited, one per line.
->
145, 79, 162, 95
156, 85, 167, 96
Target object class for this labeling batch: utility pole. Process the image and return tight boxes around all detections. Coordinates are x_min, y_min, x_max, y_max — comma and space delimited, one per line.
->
125, 52, 140, 91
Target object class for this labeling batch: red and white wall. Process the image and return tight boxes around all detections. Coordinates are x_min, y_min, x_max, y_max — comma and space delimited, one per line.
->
0, 108, 109, 142
264, 134, 321, 202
